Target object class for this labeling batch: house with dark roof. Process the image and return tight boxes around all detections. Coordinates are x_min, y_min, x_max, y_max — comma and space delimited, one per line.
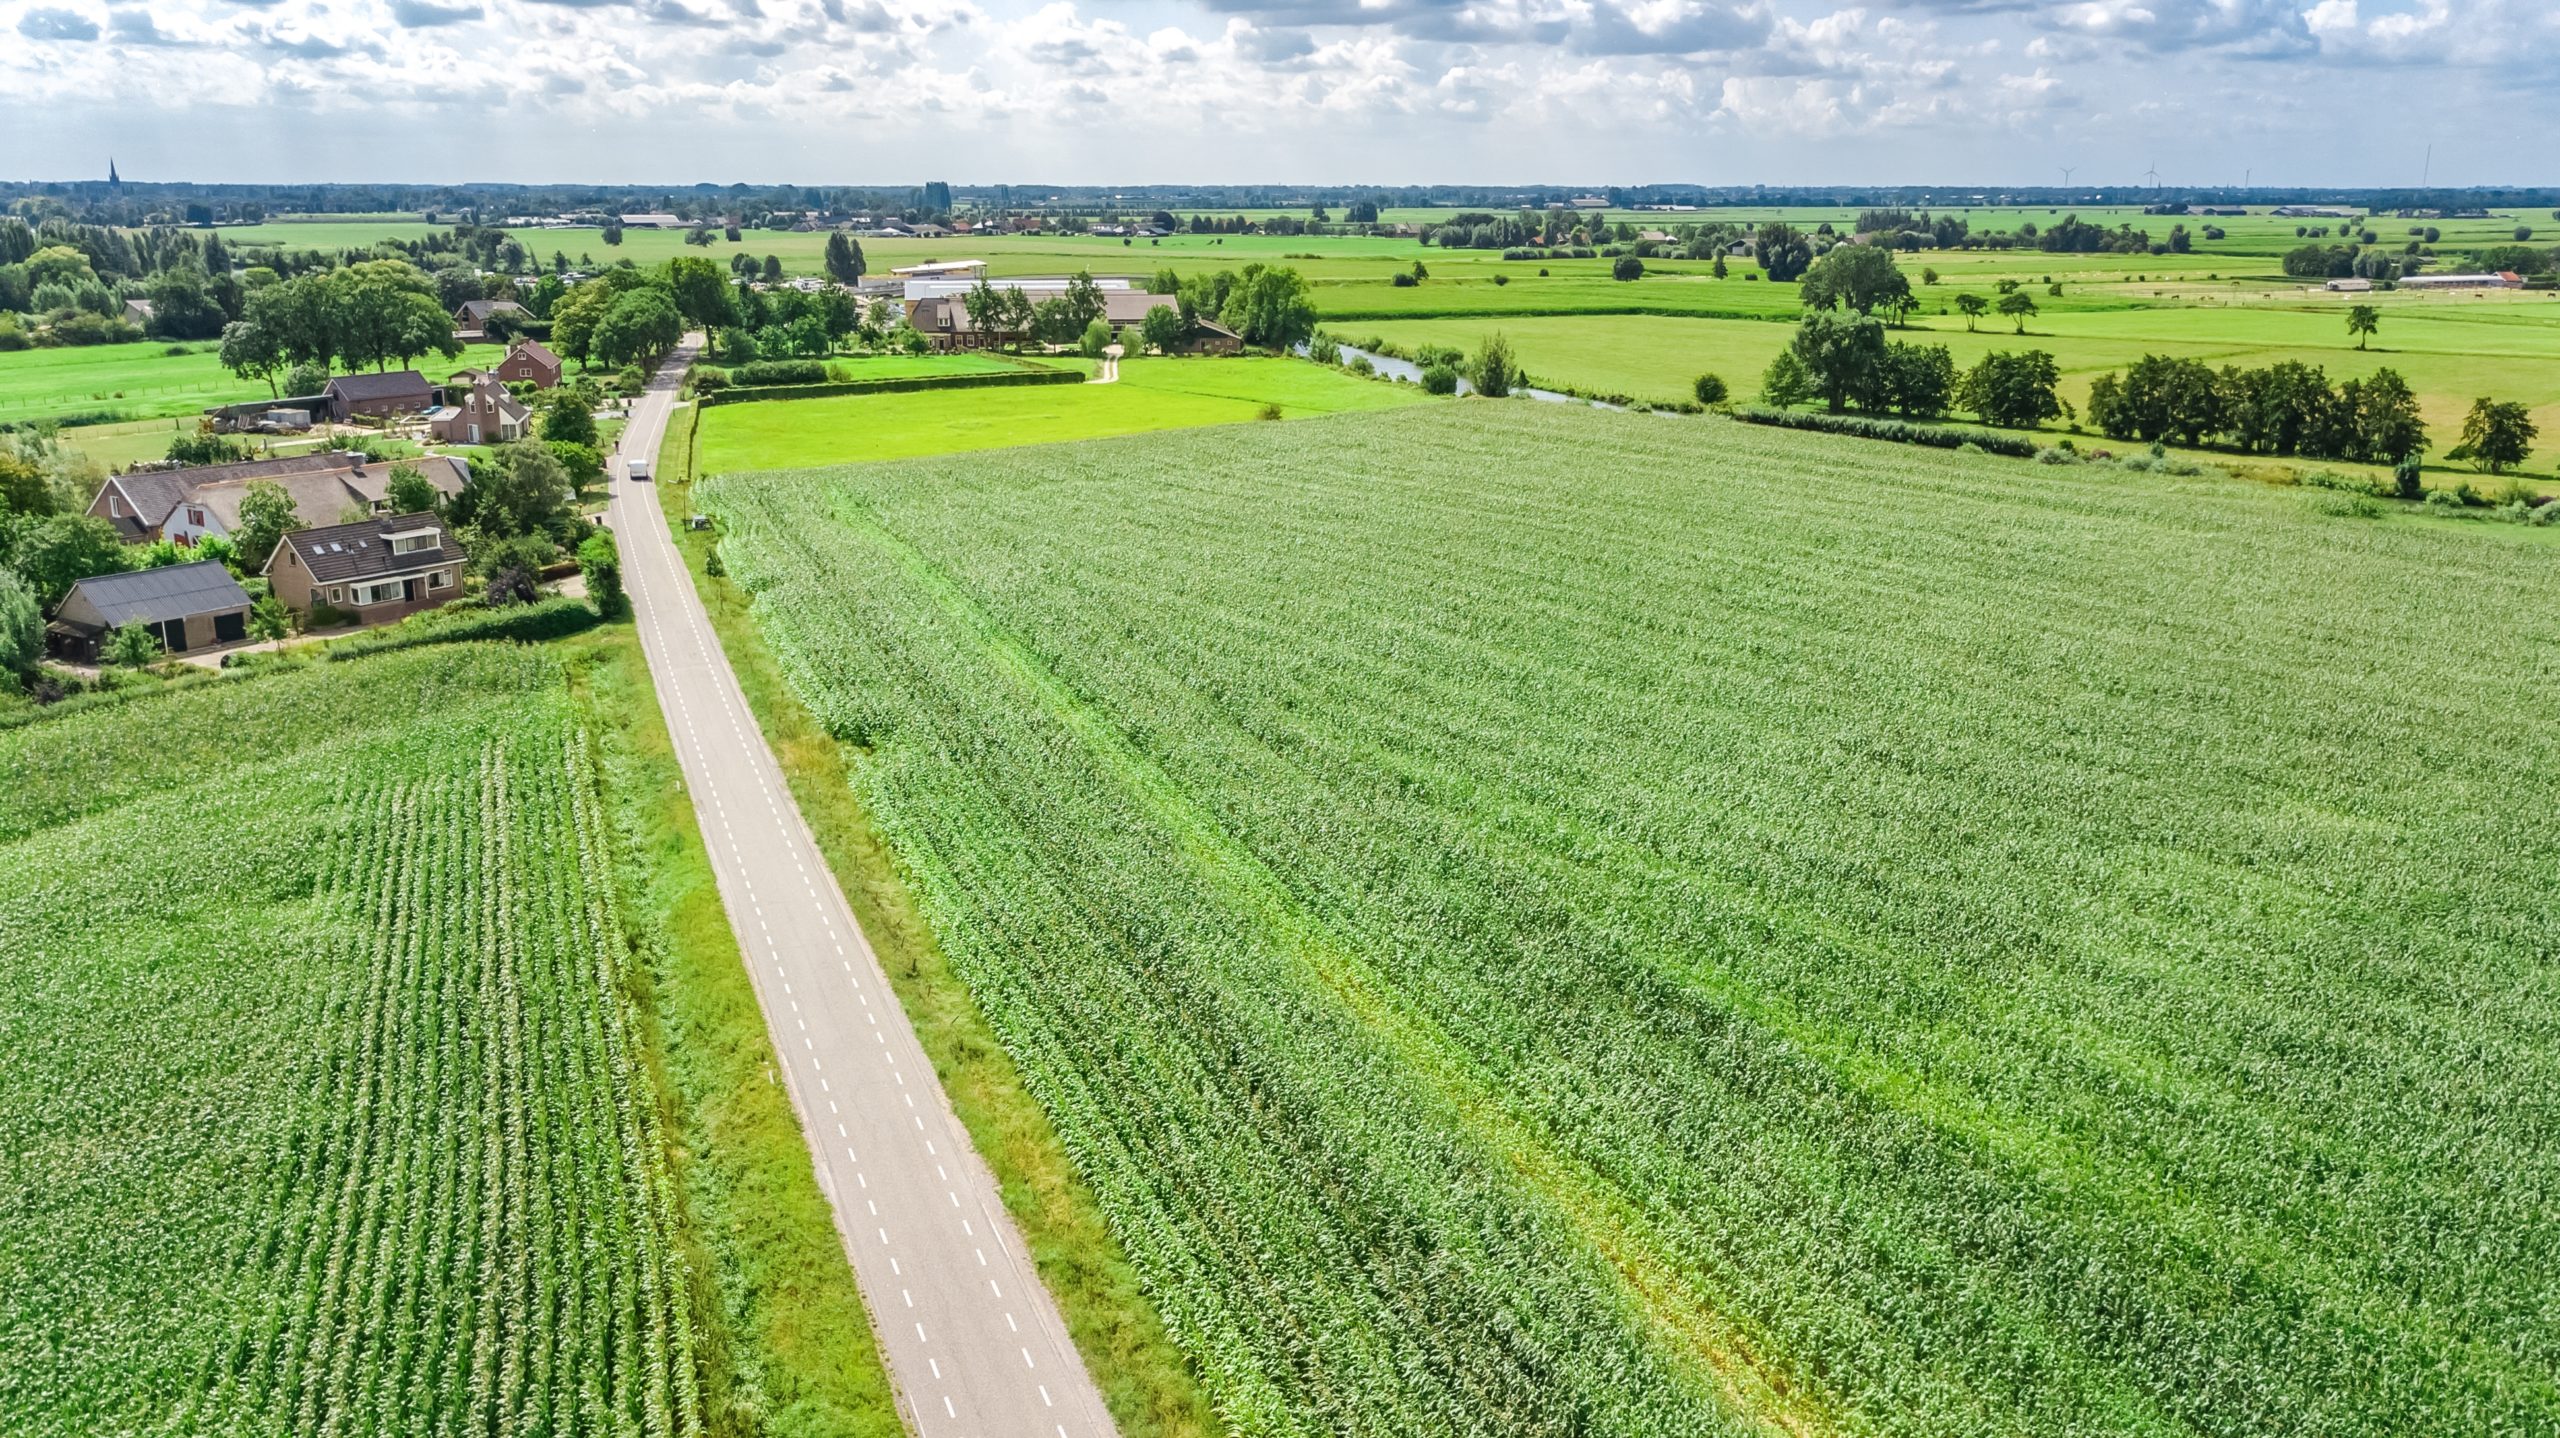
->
264, 513, 465, 625
48, 561, 252, 661
452, 298, 530, 338
495, 339, 563, 388
87, 451, 469, 544
325, 371, 434, 421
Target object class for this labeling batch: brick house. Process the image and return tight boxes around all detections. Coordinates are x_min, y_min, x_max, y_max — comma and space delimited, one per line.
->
87, 451, 468, 544
452, 298, 529, 338
325, 371, 435, 422
495, 339, 563, 388
426, 371, 531, 446
265, 513, 466, 625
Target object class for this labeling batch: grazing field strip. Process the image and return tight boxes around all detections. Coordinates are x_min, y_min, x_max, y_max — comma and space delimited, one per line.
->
0, 647, 705, 1438
704, 403, 2560, 1438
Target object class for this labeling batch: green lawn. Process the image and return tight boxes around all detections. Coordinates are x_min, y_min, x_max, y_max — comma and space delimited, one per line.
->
697, 356, 1432, 473
0, 338, 510, 427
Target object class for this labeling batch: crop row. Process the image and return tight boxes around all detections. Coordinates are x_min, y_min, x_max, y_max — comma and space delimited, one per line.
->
705, 403, 2560, 1436
0, 650, 703, 1436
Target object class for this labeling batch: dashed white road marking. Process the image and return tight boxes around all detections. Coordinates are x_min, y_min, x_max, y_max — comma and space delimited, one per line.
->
617, 343, 1108, 1438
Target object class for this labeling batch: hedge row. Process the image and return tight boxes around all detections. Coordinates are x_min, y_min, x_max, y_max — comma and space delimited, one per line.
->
1323, 301, 1786, 323
321, 596, 601, 661
1734, 406, 2043, 458
724, 359, 832, 386
699, 368, 1084, 406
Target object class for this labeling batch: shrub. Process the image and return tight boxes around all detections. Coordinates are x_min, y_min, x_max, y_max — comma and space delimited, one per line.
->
1467, 334, 1518, 398
2302, 469, 2393, 499
2036, 446, 2080, 465
1692, 373, 1729, 406
1611, 256, 1645, 282
2393, 456, 2424, 501
321, 595, 599, 659
1420, 364, 1460, 396
1257, 403, 1283, 421
576, 531, 624, 617
1493, 274, 1510, 287
1733, 406, 2041, 458
1308, 335, 1341, 365
729, 359, 829, 386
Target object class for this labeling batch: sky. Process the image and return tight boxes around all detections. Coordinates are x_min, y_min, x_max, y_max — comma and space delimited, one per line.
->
3, 0, 2555, 189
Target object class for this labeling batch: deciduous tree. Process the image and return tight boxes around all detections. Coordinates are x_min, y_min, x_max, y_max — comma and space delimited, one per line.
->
1957, 351, 2067, 429
1798, 244, 1910, 316
234, 479, 305, 571
2346, 304, 2380, 350
2453, 398, 2536, 474
1789, 310, 1889, 414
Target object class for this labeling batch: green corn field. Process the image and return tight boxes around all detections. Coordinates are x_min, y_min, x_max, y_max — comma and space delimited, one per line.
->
703, 403, 2560, 1437
0, 647, 701, 1437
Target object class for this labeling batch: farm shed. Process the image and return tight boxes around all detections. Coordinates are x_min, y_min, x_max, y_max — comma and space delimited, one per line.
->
49, 561, 252, 660
324, 371, 435, 421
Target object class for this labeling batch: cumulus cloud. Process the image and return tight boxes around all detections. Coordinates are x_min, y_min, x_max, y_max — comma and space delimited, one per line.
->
18, 6, 101, 39
388, 0, 483, 26
107, 7, 194, 42
0, 0, 2552, 183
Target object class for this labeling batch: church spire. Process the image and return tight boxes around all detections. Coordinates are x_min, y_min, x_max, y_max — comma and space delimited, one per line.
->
108, 157, 120, 187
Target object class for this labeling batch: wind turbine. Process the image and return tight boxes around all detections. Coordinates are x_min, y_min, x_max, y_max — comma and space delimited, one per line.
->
2059, 164, 2076, 189
2144, 162, 2163, 191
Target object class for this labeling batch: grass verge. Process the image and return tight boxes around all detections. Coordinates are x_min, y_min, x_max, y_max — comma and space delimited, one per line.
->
656, 459, 1218, 1438
562, 623, 906, 1438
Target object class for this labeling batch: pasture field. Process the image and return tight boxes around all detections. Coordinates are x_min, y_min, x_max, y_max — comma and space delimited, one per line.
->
701, 403, 2560, 1438
0, 640, 895, 1436
0, 338, 510, 427
155, 210, 2560, 476
695, 356, 1430, 473
214, 204, 2548, 284
1351, 296, 2560, 468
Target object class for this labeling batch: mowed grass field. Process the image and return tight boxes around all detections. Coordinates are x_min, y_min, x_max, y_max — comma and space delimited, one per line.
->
0, 338, 511, 428
76, 208, 2560, 475
695, 356, 1431, 472
1353, 292, 2560, 474
701, 402, 2560, 1438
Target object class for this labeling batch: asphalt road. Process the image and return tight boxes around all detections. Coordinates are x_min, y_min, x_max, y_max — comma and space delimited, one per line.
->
609, 340, 1119, 1438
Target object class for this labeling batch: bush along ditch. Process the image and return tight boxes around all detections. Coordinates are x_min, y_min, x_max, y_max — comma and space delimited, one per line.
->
1735, 406, 2043, 457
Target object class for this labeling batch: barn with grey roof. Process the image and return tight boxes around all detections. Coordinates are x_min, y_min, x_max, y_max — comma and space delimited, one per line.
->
48, 561, 253, 661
